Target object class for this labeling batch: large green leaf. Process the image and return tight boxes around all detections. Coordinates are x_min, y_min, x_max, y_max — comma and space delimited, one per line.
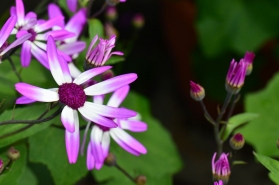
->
269, 172, 279, 185
19, 167, 38, 185
93, 92, 183, 185
29, 127, 88, 185
238, 72, 279, 156
0, 144, 27, 184
221, 112, 259, 141
88, 18, 104, 39
0, 103, 60, 148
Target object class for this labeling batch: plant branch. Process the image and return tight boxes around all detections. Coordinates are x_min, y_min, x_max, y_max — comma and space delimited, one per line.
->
7, 57, 22, 82
115, 163, 135, 183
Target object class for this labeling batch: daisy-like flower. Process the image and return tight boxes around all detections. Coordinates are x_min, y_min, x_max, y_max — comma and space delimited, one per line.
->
0, 16, 31, 62
11, 0, 74, 69
225, 59, 247, 94
15, 36, 138, 163
86, 85, 147, 170
214, 180, 223, 185
243, 51, 255, 75
85, 35, 123, 68
212, 153, 230, 184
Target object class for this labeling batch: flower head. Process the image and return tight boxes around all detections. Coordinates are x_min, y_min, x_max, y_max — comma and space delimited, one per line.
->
212, 153, 230, 184
243, 51, 255, 75
190, 81, 205, 101
85, 35, 123, 68
225, 59, 247, 94
86, 85, 147, 170
15, 36, 138, 163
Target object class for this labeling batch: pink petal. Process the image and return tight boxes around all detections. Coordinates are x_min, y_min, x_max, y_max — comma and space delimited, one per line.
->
118, 119, 147, 132
93, 95, 104, 105
16, 96, 36, 104
67, 0, 78, 12
10, 6, 16, 16
58, 41, 86, 55
15, 83, 59, 102
101, 132, 110, 159
48, 3, 64, 28
47, 30, 75, 41
78, 104, 117, 128
86, 143, 95, 170
65, 117, 80, 164
68, 62, 81, 79
31, 44, 49, 69
107, 85, 129, 108
16, 0, 25, 26
84, 74, 137, 96
73, 66, 112, 85
47, 36, 65, 85
83, 102, 136, 118
1, 33, 32, 56
86, 35, 98, 58
35, 16, 64, 33
91, 126, 105, 163
61, 106, 76, 133
20, 41, 32, 68
0, 16, 17, 47
58, 55, 72, 83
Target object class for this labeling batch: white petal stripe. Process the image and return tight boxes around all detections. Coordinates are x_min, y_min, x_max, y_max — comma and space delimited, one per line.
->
61, 106, 76, 133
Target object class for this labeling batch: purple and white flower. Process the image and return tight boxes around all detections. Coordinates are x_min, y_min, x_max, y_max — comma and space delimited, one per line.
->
15, 36, 138, 163
212, 153, 230, 184
86, 85, 147, 170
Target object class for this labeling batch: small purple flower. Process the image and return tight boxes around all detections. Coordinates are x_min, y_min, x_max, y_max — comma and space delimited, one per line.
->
190, 81, 205, 101
214, 180, 223, 185
67, 0, 78, 12
86, 85, 147, 170
225, 59, 247, 94
15, 36, 138, 163
212, 153, 230, 184
85, 35, 123, 67
0, 16, 31, 62
243, 51, 255, 75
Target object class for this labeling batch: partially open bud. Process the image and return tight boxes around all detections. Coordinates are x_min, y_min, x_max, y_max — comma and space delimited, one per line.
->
104, 153, 116, 166
190, 81, 205, 101
7, 147, 20, 161
132, 14, 145, 29
212, 153, 230, 184
230, 133, 245, 150
243, 51, 255, 76
135, 175, 147, 185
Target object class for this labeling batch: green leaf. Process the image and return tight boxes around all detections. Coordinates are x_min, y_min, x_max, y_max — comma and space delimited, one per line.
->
88, 18, 104, 39
0, 103, 60, 148
93, 92, 183, 185
19, 167, 38, 185
105, 56, 125, 65
254, 152, 279, 176
232, 160, 247, 165
269, 172, 279, 185
29, 127, 88, 185
221, 112, 259, 141
0, 144, 27, 184
238, 72, 279, 156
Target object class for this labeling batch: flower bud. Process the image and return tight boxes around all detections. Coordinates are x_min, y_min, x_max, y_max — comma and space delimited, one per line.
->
104, 153, 116, 166
243, 51, 255, 76
101, 70, 114, 81
106, 7, 118, 21
135, 175, 147, 185
7, 147, 20, 161
212, 153, 230, 184
190, 81, 205, 101
230, 133, 245, 150
132, 14, 145, 29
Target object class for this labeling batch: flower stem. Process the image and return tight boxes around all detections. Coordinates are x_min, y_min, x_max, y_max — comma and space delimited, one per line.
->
199, 100, 215, 125
80, 121, 91, 156
7, 57, 22, 82
90, 2, 107, 18
115, 163, 136, 183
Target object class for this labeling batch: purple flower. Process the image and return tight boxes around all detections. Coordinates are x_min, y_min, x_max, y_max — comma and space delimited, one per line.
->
243, 51, 255, 75
225, 59, 247, 94
214, 180, 223, 185
11, 0, 74, 69
212, 153, 230, 184
190, 81, 205, 101
15, 36, 138, 163
0, 16, 31, 62
67, 0, 78, 12
85, 35, 123, 67
86, 85, 147, 170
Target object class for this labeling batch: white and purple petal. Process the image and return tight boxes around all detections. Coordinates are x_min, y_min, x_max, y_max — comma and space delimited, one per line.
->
15, 83, 59, 102
90, 126, 105, 163
16, 96, 36, 104
118, 119, 147, 132
16, 0, 25, 26
68, 62, 81, 79
1, 33, 32, 56
31, 43, 49, 69
61, 106, 76, 133
20, 41, 32, 67
107, 85, 129, 108
86, 143, 95, 170
58, 41, 86, 55
0, 16, 17, 47
48, 3, 65, 29
35, 16, 64, 33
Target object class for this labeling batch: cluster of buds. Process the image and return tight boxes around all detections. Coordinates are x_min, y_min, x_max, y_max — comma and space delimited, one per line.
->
212, 153, 230, 184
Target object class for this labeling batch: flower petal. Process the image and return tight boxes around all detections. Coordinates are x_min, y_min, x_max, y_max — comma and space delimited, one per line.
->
58, 41, 86, 55
10, 6, 16, 16
16, 96, 36, 104
65, 117, 80, 164
1, 33, 31, 56
84, 74, 137, 96
83, 102, 136, 118
20, 40, 32, 68
16, 0, 25, 26
86, 35, 98, 58
35, 16, 64, 33
110, 128, 147, 155
118, 119, 147, 132
47, 30, 75, 41
78, 104, 117, 128
101, 131, 110, 159
93, 95, 104, 105
67, 0, 78, 12
48, 3, 64, 28
91, 126, 104, 163
74, 66, 112, 85
0, 16, 17, 47
59, 55, 72, 83
86, 143, 95, 170
107, 85, 129, 107
47, 36, 65, 85
15, 83, 59, 102
61, 106, 76, 133
31, 44, 49, 69
68, 62, 81, 79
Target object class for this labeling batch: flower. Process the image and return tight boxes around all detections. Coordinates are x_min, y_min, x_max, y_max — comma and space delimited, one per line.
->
212, 153, 230, 184
0, 16, 31, 62
132, 14, 145, 29
85, 35, 123, 68
67, 0, 78, 12
230, 133, 245, 150
11, 0, 74, 69
243, 51, 255, 75
214, 180, 223, 185
15, 36, 138, 163
86, 85, 147, 170
190, 81, 205, 101
225, 59, 247, 94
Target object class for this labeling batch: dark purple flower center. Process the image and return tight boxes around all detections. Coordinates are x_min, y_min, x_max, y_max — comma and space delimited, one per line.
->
58, 83, 86, 110
27, 29, 37, 42
233, 133, 243, 142
96, 123, 110, 132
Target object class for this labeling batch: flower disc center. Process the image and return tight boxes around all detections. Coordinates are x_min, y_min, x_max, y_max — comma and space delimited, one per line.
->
58, 83, 86, 110
27, 29, 37, 42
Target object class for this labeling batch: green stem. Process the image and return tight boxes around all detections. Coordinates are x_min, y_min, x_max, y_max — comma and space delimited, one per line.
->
115, 163, 135, 183
7, 57, 22, 82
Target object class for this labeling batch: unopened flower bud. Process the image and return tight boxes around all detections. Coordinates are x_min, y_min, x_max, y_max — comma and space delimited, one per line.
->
225, 59, 247, 94
104, 153, 116, 166
243, 51, 255, 76
212, 153, 230, 184
106, 7, 118, 21
7, 147, 20, 161
135, 175, 147, 185
101, 70, 114, 81
230, 133, 245, 150
190, 81, 205, 101
132, 14, 145, 29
